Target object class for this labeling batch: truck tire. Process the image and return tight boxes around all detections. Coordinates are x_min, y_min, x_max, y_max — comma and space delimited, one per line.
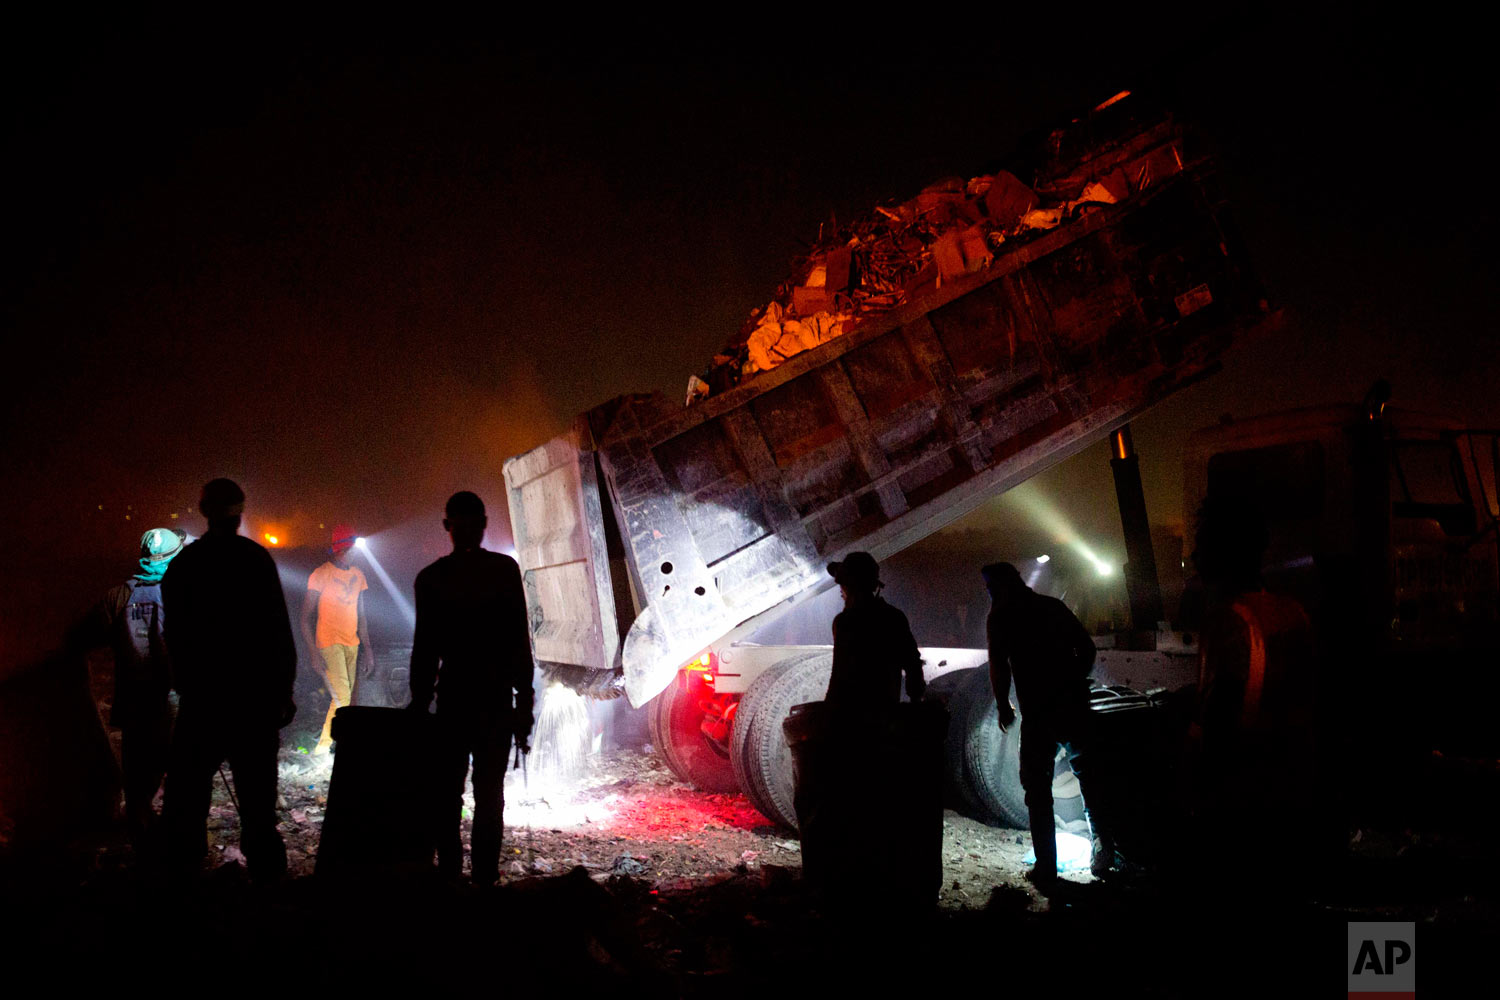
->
923, 667, 989, 818
729, 655, 808, 823
646, 676, 739, 794
957, 668, 1085, 831
954, 667, 1025, 826
738, 653, 833, 831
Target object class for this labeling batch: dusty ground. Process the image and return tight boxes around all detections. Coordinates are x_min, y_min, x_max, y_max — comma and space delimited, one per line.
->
49, 662, 1496, 993
264, 744, 1048, 907
86, 652, 1056, 904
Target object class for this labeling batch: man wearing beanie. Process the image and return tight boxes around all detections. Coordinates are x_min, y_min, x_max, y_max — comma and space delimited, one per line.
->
161, 478, 297, 884
301, 524, 372, 754
982, 560, 1107, 889
78, 526, 187, 845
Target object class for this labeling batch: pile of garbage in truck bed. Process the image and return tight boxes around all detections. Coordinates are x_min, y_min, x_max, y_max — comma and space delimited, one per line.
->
688, 92, 1187, 402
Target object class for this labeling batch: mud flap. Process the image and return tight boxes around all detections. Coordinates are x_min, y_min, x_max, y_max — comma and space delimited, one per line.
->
622, 603, 722, 708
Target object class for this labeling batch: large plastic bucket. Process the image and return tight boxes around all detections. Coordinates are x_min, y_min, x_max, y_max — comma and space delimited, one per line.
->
1076, 685, 1185, 865
315, 706, 442, 879
783, 699, 947, 910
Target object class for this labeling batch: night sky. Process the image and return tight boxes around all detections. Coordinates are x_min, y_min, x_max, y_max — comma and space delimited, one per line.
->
5, 19, 1496, 665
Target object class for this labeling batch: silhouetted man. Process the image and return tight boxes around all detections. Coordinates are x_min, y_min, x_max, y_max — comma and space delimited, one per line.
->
984, 561, 1104, 888
78, 526, 186, 845
409, 491, 535, 886
301, 524, 372, 754
825, 552, 926, 706
161, 479, 296, 883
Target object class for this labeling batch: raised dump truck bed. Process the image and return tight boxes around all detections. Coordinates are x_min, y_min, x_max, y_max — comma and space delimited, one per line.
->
506, 151, 1269, 712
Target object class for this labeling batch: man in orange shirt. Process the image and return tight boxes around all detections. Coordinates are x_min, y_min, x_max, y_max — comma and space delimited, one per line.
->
301, 524, 373, 753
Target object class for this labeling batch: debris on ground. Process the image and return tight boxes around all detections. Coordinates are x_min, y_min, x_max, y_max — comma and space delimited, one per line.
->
20, 706, 1500, 995
611, 855, 647, 876
192, 744, 1056, 904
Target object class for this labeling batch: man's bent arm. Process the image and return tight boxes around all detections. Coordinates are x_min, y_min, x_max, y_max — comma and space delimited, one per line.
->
300, 592, 319, 657
263, 553, 298, 703
987, 615, 1014, 720
409, 572, 438, 711
898, 611, 926, 700
71, 585, 126, 654
1068, 606, 1097, 675
356, 591, 374, 668
504, 557, 535, 742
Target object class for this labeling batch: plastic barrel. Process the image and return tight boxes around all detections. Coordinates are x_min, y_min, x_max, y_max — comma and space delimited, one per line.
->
783, 699, 948, 910
315, 706, 442, 879
1077, 686, 1181, 865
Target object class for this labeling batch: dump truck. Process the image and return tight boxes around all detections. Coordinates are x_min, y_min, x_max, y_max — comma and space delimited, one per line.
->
503, 98, 1272, 830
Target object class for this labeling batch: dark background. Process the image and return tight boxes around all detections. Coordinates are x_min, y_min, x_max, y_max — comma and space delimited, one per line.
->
4, 16, 1496, 667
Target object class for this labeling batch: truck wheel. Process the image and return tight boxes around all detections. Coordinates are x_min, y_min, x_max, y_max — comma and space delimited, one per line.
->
961, 689, 1027, 826
923, 667, 988, 818
738, 653, 833, 831
729, 655, 805, 823
647, 676, 739, 794
955, 667, 1025, 826
958, 668, 1085, 830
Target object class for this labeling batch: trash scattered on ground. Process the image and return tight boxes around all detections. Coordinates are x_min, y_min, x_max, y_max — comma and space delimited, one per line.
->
611, 855, 647, 876
1022, 830, 1093, 872
184, 745, 1058, 905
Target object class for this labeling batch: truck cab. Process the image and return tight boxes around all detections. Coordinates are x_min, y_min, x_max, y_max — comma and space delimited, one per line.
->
1183, 398, 1500, 757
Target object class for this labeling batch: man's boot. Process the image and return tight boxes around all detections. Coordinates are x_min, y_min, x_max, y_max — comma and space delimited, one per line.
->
1087, 809, 1115, 878
1027, 808, 1057, 891
1090, 832, 1115, 878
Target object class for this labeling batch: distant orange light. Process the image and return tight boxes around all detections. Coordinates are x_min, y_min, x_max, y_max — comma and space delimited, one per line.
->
1094, 90, 1131, 112
265, 533, 280, 546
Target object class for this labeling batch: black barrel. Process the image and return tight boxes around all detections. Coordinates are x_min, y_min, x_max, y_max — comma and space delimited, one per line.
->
315, 706, 442, 879
1077, 685, 1186, 866
783, 699, 948, 911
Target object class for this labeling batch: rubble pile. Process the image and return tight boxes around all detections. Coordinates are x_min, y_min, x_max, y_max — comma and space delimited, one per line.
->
690, 92, 1187, 401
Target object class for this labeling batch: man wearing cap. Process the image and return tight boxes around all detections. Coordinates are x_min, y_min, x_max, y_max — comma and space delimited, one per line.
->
77, 526, 187, 844
161, 479, 297, 883
301, 525, 372, 754
983, 561, 1108, 888
409, 491, 535, 886
825, 551, 926, 706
